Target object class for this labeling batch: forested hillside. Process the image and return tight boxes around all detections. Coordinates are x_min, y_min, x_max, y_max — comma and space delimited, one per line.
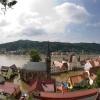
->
0, 40, 100, 54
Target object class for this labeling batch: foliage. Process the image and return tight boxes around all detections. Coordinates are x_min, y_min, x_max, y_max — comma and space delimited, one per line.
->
0, 40, 100, 54
28, 96, 33, 100
71, 79, 97, 91
96, 69, 100, 87
30, 49, 41, 62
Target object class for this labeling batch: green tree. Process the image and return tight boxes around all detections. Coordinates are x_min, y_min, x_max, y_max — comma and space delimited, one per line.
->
30, 49, 41, 62
96, 69, 100, 87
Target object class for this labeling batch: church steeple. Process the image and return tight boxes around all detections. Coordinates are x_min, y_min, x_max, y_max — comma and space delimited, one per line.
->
46, 41, 51, 79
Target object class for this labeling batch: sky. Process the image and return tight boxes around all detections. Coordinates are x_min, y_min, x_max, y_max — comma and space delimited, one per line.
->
0, 0, 100, 43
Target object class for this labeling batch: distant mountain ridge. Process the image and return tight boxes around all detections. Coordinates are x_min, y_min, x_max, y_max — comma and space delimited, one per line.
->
0, 40, 100, 54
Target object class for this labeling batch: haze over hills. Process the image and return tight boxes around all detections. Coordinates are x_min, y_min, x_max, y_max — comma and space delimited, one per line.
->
0, 40, 100, 54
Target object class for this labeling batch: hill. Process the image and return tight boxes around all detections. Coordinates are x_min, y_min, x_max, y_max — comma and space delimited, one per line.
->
0, 40, 100, 54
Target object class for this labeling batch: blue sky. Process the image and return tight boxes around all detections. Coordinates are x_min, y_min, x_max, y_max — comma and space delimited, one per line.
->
55, 0, 100, 43
0, 0, 100, 43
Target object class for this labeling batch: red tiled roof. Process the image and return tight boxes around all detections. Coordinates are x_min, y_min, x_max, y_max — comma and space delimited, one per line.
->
87, 59, 100, 68
89, 60, 96, 67
42, 84, 54, 92
28, 79, 55, 94
0, 82, 20, 95
69, 75, 84, 86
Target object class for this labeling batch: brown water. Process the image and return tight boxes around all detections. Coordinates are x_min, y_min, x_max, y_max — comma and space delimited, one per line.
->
0, 54, 30, 68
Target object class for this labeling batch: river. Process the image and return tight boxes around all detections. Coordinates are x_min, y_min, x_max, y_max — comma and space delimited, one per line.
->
0, 54, 30, 68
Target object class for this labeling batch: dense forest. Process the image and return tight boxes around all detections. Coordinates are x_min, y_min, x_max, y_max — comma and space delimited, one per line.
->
0, 40, 100, 54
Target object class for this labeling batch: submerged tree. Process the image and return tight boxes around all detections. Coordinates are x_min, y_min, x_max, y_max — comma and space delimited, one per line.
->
30, 49, 41, 62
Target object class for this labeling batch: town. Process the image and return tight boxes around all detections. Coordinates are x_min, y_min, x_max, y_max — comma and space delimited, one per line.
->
0, 49, 100, 100
0, 0, 100, 100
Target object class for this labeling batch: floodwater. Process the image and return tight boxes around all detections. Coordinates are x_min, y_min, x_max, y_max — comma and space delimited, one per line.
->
0, 54, 30, 68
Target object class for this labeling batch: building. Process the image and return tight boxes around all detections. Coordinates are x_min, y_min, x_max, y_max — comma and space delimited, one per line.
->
0, 82, 20, 97
51, 60, 69, 74
20, 62, 47, 83
0, 64, 18, 79
69, 54, 82, 70
83, 58, 100, 74
10, 64, 18, 75
28, 79, 55, 94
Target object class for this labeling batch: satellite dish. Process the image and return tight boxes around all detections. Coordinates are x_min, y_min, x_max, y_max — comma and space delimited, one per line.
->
0, 0, 17, 14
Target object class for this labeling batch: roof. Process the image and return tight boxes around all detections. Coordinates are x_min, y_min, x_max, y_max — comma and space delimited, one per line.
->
1, 66, 9, 72
22, 62, 47, 71
10, 64, 17, 71
90, 59, 100, 67
69, 75, 84, 86
0, 82, 20, 95
53, 61, 68, 69
28, 79, 55, 94
84, 58, 100, 68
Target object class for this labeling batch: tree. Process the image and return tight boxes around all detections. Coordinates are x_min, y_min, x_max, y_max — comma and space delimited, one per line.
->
30, 49, 41, 62
96, 69, 100, 87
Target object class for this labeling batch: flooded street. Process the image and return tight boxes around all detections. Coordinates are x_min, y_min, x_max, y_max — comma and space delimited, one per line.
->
13, 74, 29, 92
52, 71, 83, 82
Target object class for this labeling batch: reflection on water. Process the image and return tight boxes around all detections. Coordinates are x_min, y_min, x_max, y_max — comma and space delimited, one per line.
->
0, 54, 30, 68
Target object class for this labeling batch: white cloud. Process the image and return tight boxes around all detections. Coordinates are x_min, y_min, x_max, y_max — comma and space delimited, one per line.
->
55, 2, 89, 23
0, 0, 90, 43
37, 2, 89, 34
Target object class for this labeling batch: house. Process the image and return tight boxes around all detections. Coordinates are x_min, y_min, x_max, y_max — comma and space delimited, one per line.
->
84, 60, 92, 71
1, 66, 12, 79
51, 60, 69, 74
10, 64, 18, 75
69, 54, 82, 70
0, 64, 18, 79
68, 75, 84, 87
51, 58, 82, 74
83, 58, 100, 74
20, 62, 47, 83
0, 82, 20, 97
51, 66, 61, 74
